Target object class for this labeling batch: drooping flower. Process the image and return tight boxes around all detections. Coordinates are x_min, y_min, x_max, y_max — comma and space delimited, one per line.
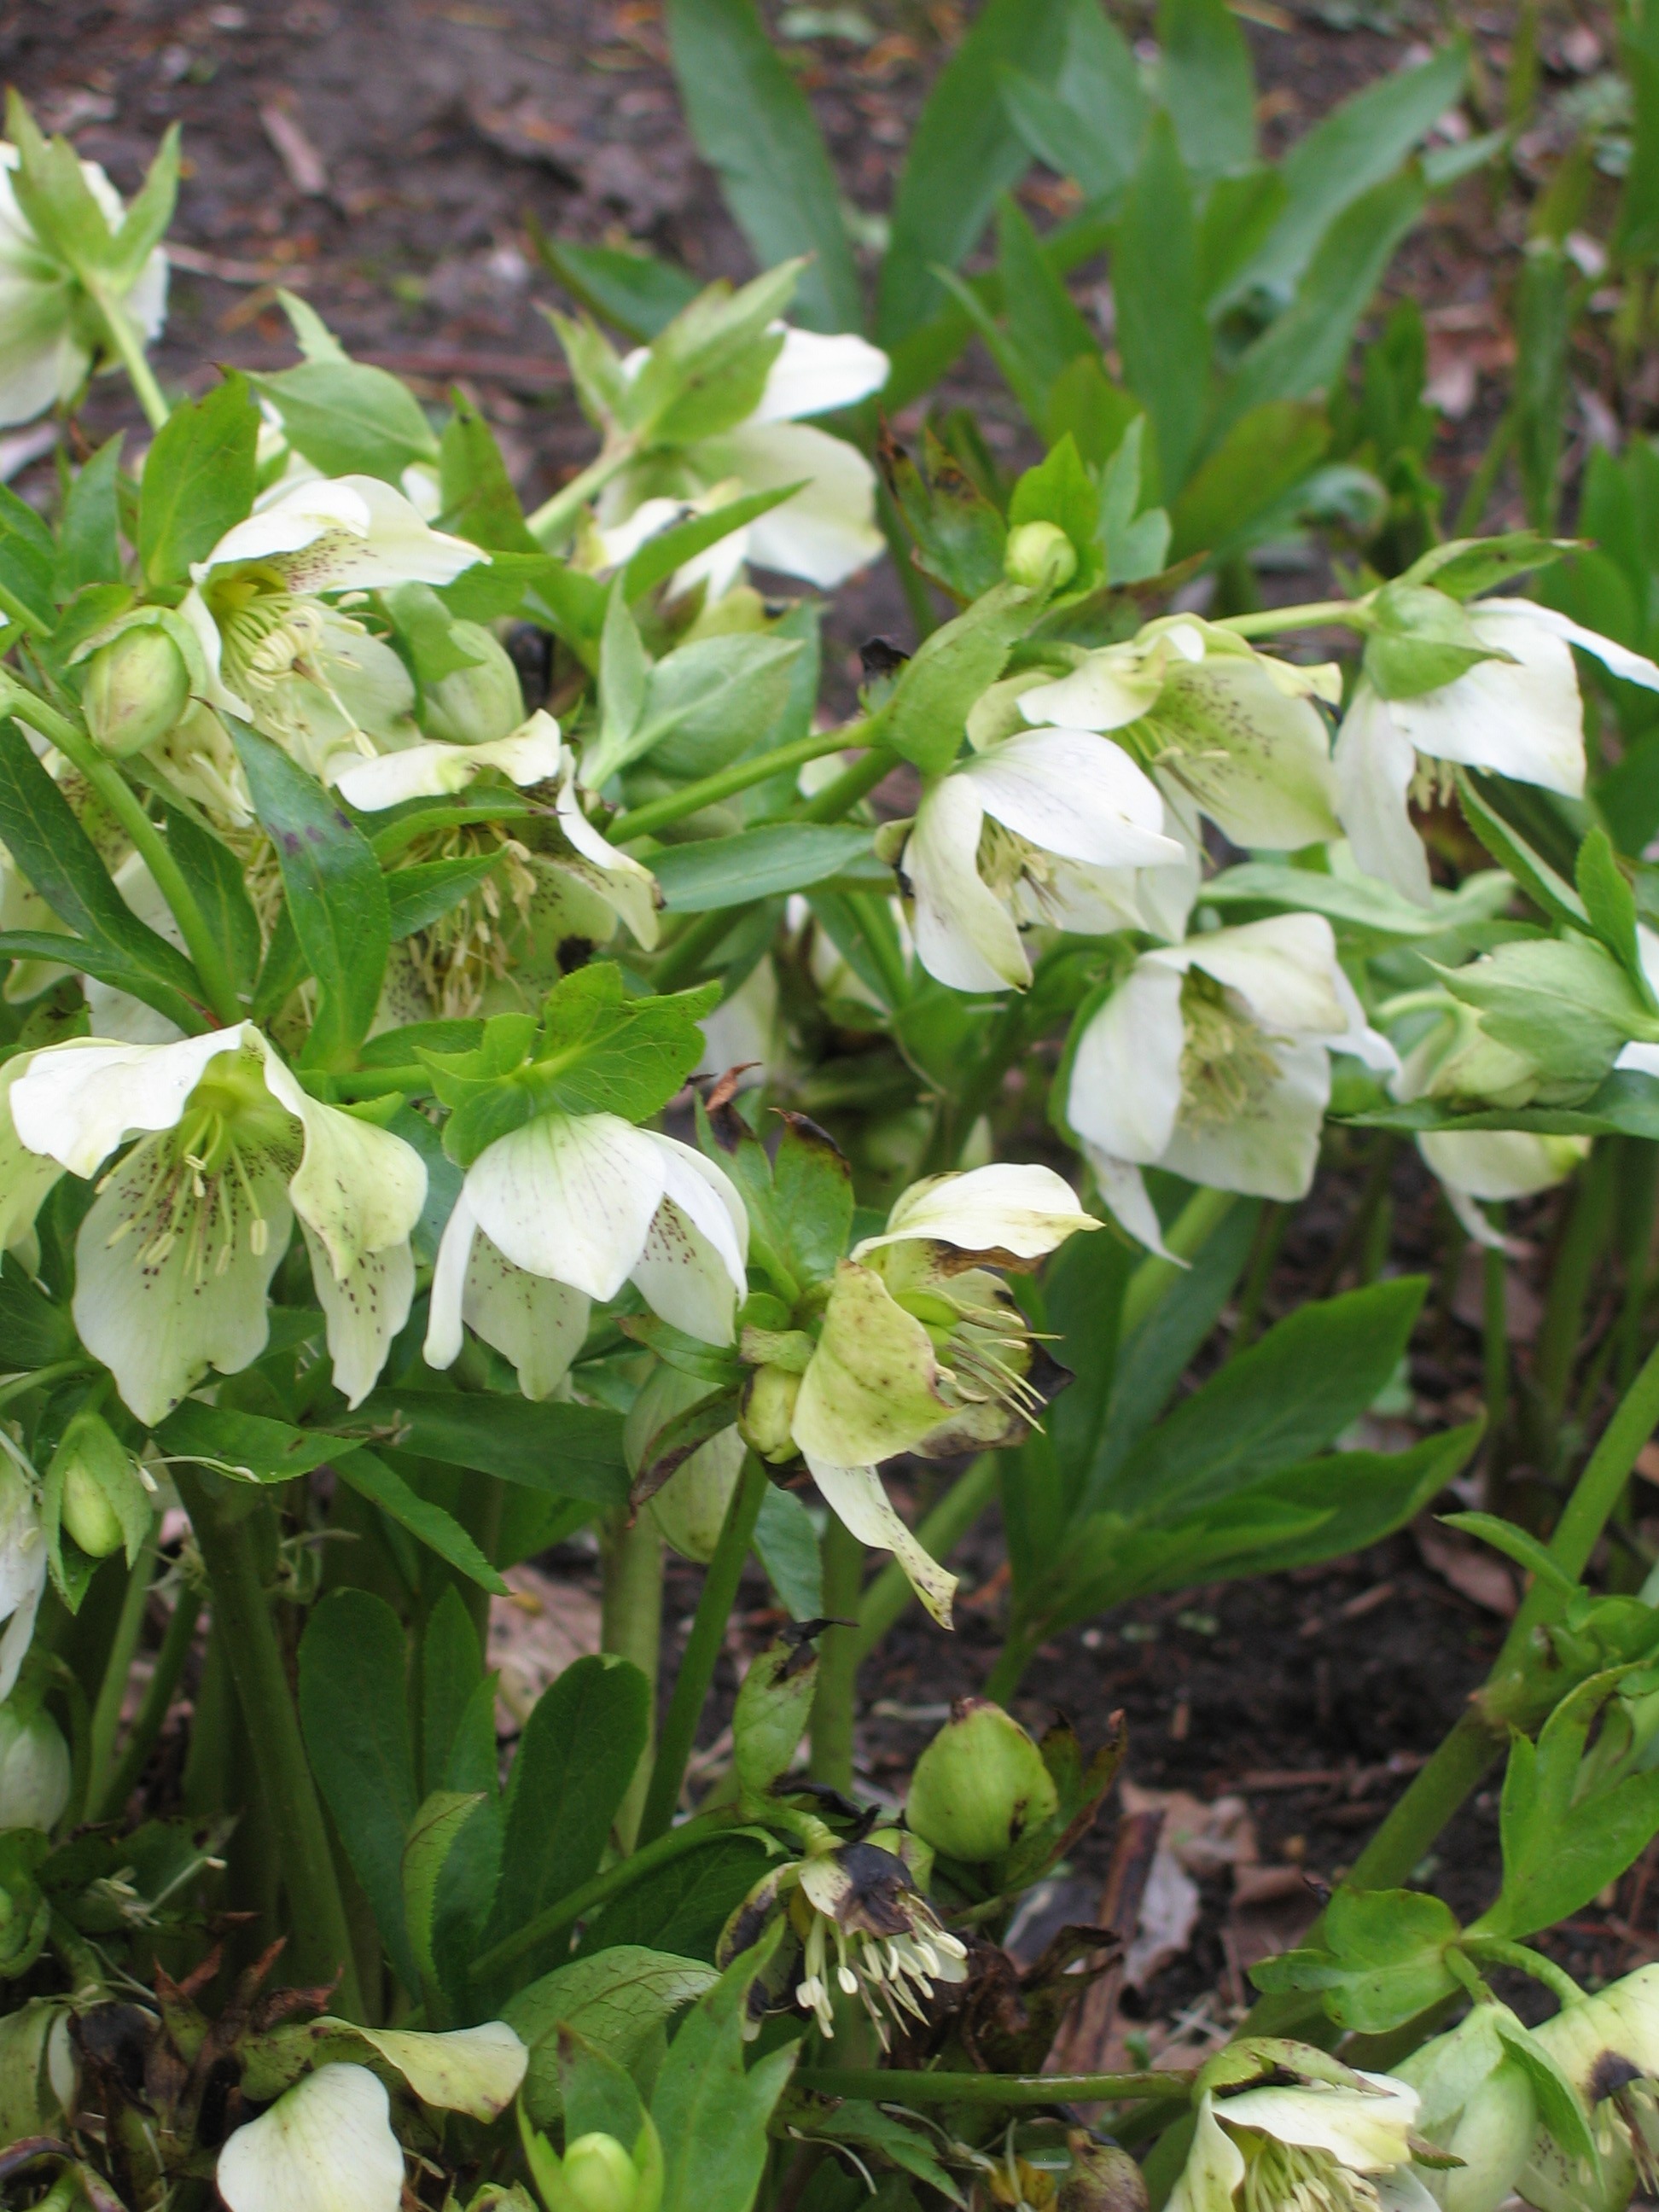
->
217, 2064, 405, 2212
1169, 2074, 1434, 2212
1397, 2002, 1563, 2212
425, 1110, 749, 1398
1017, 617, 1343, 853
178, 474, 483, 781
746, 1164, 1098, 1622
1336, 602, 1659, 905
5, 1026, 427, 1423
882, 723, 1192, 992
1521, 1965, 1659, 2212
594, 326, 889, 594
1066, 914, 1396, 1257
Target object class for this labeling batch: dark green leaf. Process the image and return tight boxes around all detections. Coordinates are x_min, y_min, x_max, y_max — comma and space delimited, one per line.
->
622, 483, 803, 602
249, 358, 439, 485
156, 1402, 353, 1481
1168, 401, 1329, 564
1113, 114, 1209, 498
345, 1388, 628, 1511
1159, 0, 1256, 182
55, 435, 125, 599
652, 1938, 798, 2212
139, 372, 259, 587
160, 803, 261, 995
754, 1483, 824, 1620
386, 853, 504, 940
651, 825, 874, 911
772, 1112, 854, 1286
535, 234, 701, 342
885, 581, 1033, 776
507, 1949, 718, 2125
577, 1836, 775, 1964
421, 1585, 489, 1800
336, 1450, 508, 1592
439, 396, 540, 554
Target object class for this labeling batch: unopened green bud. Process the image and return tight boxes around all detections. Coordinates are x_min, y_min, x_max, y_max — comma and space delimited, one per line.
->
1058, 2133, 1148, 2212
1004, 521, 1077, 593
83, 627, 190, 757
561, 2134, 642, 2212
1398, 2005, 1539, 2212
422, 621, 525, 745
49, 1411, 145, 1561
738, 1365, 800, 1464
906, 1697, 1058, 1864
0, 1701, 71, 1831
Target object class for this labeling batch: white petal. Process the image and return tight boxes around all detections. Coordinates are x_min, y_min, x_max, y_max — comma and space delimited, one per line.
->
1158, 656, 1341, 848
10, 1027, 251, 1179
1418, 1128, 1588, 1204
749, 327, 889, 424
1334, 685, 1433, 907
1079, 1146, 1179, 1262
458, 1225, 591, 1400
861, 1162, 1097, 1260
0, 1057, 63, 1253
198, 474, 481, 592
218, 2064, 405, 2212
1217, 2075, 1418, 2172
1167, 2096, 1247, 2212
0, 1561, 42, 1704
1161, 1035, 1329, 1202
422, 1190, 478, 1373
301, 1225, 413, 1409
1066, 959, 1185, 1165
963, 729, 1183, 870
178, 585, 251, 718
1437, 1175, 1506, 1251
1184, 913, 1348, 1037
1329, 962, 1400, 1075
632, 1133, 750, 1342
340, 2021, 527, 2122
463, 1112, 665, 1301
1018, 649, 1165, 734
905, 776, 1030, 993
1387, 605, 1586, 795
1503, 600, 1659, 691
804, 1455, 957, 1627
260, 1053, 427, 1281
72, 1148, 292, 1426
696, 422, 882, 589
555, 761, 662, 950
334, 713, 564, 810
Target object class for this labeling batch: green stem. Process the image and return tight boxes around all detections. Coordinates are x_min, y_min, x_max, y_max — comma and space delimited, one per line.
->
84, 1533, 157, 1821
1615, 1138, 1659, 1390
809, 1513, 870, 1793
174, 1470, 365, 2017
847, 1456, 998, 1670
1211, 600, 1370, 640
0, 682, 242, 1026
470, 1808, 742, 1985
0, 1361, 90, 1412
1227, 1202, 1288, 1360
609, 726, 866, 844
798, 745, 894, 823
87, 277, 170, 431
527, 439, 638, 547
91, 1583, 202, 1821
1483, 1220, 1511, 1488
651, 905, 748, 992
1532, 1141, 1615, 1441
1460, 1934, 1585, 2007
637, 1453, 769, 1844
982, 1627, 1039, 1706
601, 1510, 665, 1852
1119, 1187, 1236, 1341
791, 2068, 1190, 2105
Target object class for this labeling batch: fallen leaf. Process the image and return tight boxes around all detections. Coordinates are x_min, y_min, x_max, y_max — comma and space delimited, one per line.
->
1414, 1517, 1518, 1616
488, 1562, 602, 1730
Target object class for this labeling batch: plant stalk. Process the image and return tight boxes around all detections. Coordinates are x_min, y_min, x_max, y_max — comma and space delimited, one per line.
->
1119, 1186, 1236, 1341
792, 2068, 1191, 2104
175, 1470, 365, 2017
637, 1452, 769, 1844
1212, 600, 1369, 639
89, 278, 171, 431
609, 725, 869, 843
601, 1510, 665, 1852
91, 1583, 203, 1821
808, 1511, 867, 1792
84, 1534, 157, 1822
526, 439, 637, 546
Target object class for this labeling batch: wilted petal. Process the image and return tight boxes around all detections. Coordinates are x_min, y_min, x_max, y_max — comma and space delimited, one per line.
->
217, 2064, 405, 2212
906, 774, 1030, 993
340, 2020, 527, 2122
860, 1162, 1097, 1261
793, 1260, 948, 1466
700, 421, 884, 589
10, 1027, 248, 1179
1217, 2074, 1419, 2172
749, 328, 889, 424
464, 1112, 664, 1301
963, 728, 1183, 870
1334, 684, 1434, 907
805, 1454, 957, 1627
1066, 959, 1185, 1166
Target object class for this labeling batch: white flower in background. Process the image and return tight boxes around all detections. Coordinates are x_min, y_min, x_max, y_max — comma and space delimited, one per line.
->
595, 326, 888, 594
0, 141, 167, 427
1336, 602, 1659, 905
218, 2064, 404, 2212
5, 1026, 426, 1423
1018, 616, 1343, 853
0, 1447, 46, 1703
178, 474, 483, 782
1067, 913, 1396, 1257
886, 724, 1191, 993
425, 1111, 748, 1398
1169, 2075, 1434, 2211
757, 1164, 1097, 1624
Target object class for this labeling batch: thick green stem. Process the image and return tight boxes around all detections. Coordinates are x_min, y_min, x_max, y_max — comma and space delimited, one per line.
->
793, 2068, 1190, 2104
1482, 1216, 1511, 1501
1212, 600, 1370, 639
1460, 1934, 1585, 2006
1615, 1138, 1659, 1389
809, 1512, 867, 1792
175, 1470, 365, 2017
1118, 1187, 1236, 1342
527, 439, 638, 546
0, 1361, 90, 1410
84, 1534, 157, 1821
610, 725, 867, 843
847, 1456, 998, 1669
652, 906, 748, 992
798, 745, 894, 823
981, 1627, 1039, 1706
637, 1453, 769, 1844
0, 683, 242, 1026
1532, 1141, 1615, 1446
1227, 1202, 1289, 1359
91, 1583, 202, 1821
87, 278, 170, 431
601, 1511, 665, 1851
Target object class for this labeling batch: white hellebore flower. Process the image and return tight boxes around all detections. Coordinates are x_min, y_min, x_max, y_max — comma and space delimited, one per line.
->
1522, 1965, 1659, 2212
597, 326, 889, 593
1336, 601, 1659, 905
1067, 913, 1396, 1257
426, 1111, 748, 1400
1171, 2076, 1435, 2212
5, 1026, 427, 1423
889, 722, 1191, 992
179, 474, 483, 782
0, 1446, 46, 1703
0, 141, 167, 428
1018, 616, 1342, 852
218, 2064, 405, 2212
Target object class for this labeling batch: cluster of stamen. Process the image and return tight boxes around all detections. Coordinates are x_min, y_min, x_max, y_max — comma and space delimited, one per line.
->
1407, 754, 1459, 814
1237, 2133, 1381, 2212
795, 1897, 968, 2049
1179, 970, 1283, 1131
404, 824, 538, 1017
98, 1062, 294, 1284
977, 818, 1070, 928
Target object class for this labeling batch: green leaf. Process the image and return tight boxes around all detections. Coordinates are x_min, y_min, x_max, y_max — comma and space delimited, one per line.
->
160, 803, 262, 995
652, 1939, 798, 2212
507, 1948, 718, 2125
1490, 1674, 1659, 1938
1113, 114, 1210, 498
299, 1590, 422, 1995
1159, 0, 1256, 182
1455, 767, 1587, 931
1195, 169, 1287, 307
770, 1112, 854, 1287
404, 1790, 487, 2001
877, 0, 1072, 353
1010, 432, 1100, 553
536, 234, 701, 342
754, 1484, 824, 1620
1168, 401, 1329, 565
1402, 531, 1570, 601
345, 1388, 628, 1511
55, 435, 125, 600
622, 484, 804, 602
138, 371, 259, 588
884, 581, 1033, 777
0, 1271, 77, 1369
1576, 825, 1647, 989
386, 853, 504, 940
1441, 934, 1655, 1086
439, 396, 540, 554
880, 428, 1008, 603
249, 358, 439, 486
0, 487, 60, 634
1203, 860, 1511, 944
335, 1450, 508, 1593
1347, 1070, 1659, 1140
559, 2032, 650, 2148
230, 719, 391, 1068
992, 195, 1101, 425
1439, 1511, 1577, 1599
1252, 1888, 1460, 2032
155, 1402, 346, 1481
651, 825, 874, 912
576, 1836, 776, 1964
421, 1585, 489, 1799
664, 0, 861, 335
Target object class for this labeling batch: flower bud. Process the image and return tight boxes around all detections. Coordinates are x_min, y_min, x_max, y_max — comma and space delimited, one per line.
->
1004, 521, 1078, 593
905, 1697, 1058, 1864
82, 626, 190, 757
0, 1700, 70, 1831
422, 622, 525, 745
1058, 2134, 1148, 2212
49, 1411, 145, 1561
1397, 2005, 1538, 2212
561, 2134, 644, 2212
738, 1365, 801, 1464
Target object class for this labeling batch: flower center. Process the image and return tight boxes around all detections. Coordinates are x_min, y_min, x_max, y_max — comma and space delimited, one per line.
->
209, 566, 337, 696
1179, 969, 1282, 1131
1237, 2133, 1381, 2212
976, 818, 1071, 927
1407, 754, 1458, 812
99, 1054, 297, 1281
